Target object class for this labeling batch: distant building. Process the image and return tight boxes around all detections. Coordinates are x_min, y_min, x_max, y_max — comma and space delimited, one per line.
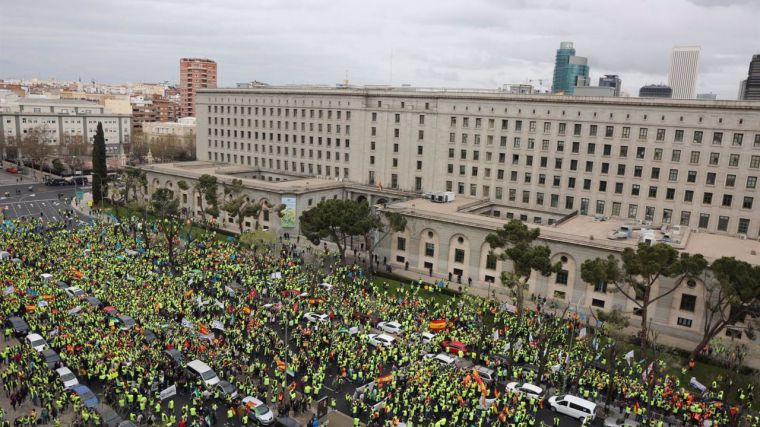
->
131, 96, 179, 132
739, 80, 747, 100
502, 84, 535, 95
598, 74, 622, 96
141, 117, 196, 143
668, 46, 700, 99
236, 81, 269, 89
551, 42, 590, 95
180, 58, 217, 117
572, 86, 616, 97
0, 97, 130, 157
743, 54, 760, 101
639, 84, 673, 98
696, 93, 717, 100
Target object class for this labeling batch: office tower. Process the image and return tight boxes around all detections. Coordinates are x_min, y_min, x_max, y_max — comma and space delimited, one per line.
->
180, 58, 217, 117
668, 46, 700, 99
639, 84, 673, 98
743, 54, 760, 100
598, 74, 622, 96
551, 42, 590, 95
739, 80, 747, 100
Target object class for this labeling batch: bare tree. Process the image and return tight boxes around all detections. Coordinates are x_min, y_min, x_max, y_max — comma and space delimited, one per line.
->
18, 126, 53, 178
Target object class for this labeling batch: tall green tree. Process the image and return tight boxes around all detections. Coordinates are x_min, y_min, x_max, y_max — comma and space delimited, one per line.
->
150, 187, 182, 267
222, 179, 261, 234
485, 219, 560, 316
300, 198, 376, 263
193, 174, 219, 221
690, 257, 760, 361
580, 243, 707, 353
91, 122, 108, 206
365, 211, 407, 273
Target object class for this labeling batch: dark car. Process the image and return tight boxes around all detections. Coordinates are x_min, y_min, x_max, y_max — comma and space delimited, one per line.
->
117, 315, 136, 330
72, 176, 89, 185
6, 316, 30, 337
86, 296, 103, 308
142, 329, 157, 344
165, 349, 185, 366
41, 348, 61, 369
71, 385, 99, 408
95, 404, 124, 427
45, 178, 71, 186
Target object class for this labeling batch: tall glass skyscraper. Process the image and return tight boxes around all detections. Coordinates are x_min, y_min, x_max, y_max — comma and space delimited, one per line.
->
551, 42, 590, 95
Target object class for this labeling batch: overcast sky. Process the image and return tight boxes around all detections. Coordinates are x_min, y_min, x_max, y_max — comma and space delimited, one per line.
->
1, 0, 758, 99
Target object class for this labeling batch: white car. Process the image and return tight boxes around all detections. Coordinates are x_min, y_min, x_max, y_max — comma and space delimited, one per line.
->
242, 396, 274, 425
506, 382, 545, 399
318, 282, 333, 291
377, 321, 403, 335
419, 332, 435, 344
368, 333, 396, 348
548, 395, 597, 422
26, 333, 48, 352
65, 286, 86, 299
56, 366, 79, 389
304, 312, 329, 323
187, 360, 220, 386
425, 353, 456, 365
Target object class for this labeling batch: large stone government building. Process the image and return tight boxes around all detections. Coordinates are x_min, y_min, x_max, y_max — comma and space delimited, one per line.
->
144, 86, 760, 357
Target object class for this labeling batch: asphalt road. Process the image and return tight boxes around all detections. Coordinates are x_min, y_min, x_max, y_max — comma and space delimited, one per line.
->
0, 172, 87, 223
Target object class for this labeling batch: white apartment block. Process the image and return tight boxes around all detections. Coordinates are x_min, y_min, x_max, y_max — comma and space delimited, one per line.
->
668, 46, 700, 100
196, 86, 760, 239
0, 97, 131, 156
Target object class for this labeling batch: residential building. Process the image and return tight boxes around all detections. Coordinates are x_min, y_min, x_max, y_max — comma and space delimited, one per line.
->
743, 54, 760, 101
0, 97, 130, 157
131, 96, 179, 132
639, 84, 673, 98
180, 58, 217, 118
195, 85, 760, 240
142, 117, 196, 143
551, 42, 590, 95
598, 74, 622, 96
668, 46, 700, 99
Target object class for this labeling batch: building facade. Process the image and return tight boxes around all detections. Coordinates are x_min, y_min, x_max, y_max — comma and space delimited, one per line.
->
743, 54, 760, 101
0, 98, 131, 156
599, 75, 622, 96
196, 86, 760, 239
551, 42, 590, 95
131, 97, 179, 132
180, 58, 217, 118
639, 85, 672, 98
668, 46, 700, 100
141, 117, 196, 143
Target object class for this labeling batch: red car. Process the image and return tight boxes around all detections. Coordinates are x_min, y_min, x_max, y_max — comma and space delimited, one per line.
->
442, 340, 468, 356
5, 167, 18, 174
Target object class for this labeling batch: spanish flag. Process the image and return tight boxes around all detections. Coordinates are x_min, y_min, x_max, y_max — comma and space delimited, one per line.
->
429, 319, 446, 332
198, 323, 210, 335
277, 359, 287, 372
377, 373, 394, 387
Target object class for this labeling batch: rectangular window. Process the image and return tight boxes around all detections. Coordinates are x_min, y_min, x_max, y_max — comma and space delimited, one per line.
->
713, 132, 723, 145
622, 127, 630, 138
738, 218, 750, 234
747, 176, 757, 189
693, 131, 703, 144
680, 211, 691, 226
486, 254, 497, 270
743, 196, 754, 209
733, 133, 743, 146
680, 294, 697, 312
674, 129, 684, 142
718, 216, 729, 231
677, 317, 693, 328
656, 129, 665, 141
555, 270, 569, 285
397, 237, 406, 251
699, 213, 710, 228
751, 156, 760, 168
709, 152, 720, 165
589, 125, 597, 136
454, 249, 465, 263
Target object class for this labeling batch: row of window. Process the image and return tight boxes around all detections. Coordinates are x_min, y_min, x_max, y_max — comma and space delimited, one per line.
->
207, 105, 352, 120
207, 151, 349, 178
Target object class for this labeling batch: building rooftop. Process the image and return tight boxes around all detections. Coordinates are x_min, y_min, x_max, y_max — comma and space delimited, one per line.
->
198, 85, 760, 109
384, 196, 760, 265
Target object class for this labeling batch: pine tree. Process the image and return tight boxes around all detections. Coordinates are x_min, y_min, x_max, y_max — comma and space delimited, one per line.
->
92, 122, 108, 206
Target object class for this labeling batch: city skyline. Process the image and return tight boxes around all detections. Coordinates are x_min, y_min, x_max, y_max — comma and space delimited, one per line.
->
1, 0, 759, 99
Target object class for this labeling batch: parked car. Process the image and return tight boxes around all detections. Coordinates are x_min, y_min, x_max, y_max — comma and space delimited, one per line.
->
241, 396, 274, 425
187, 359, 220, 386
548, 394, 597, 422
5, 167, 18, 174
303, 312, 328, 323
604, 417, 640, 427
377, 321, 403, 335
86, 296, 103, 308
41, 348, 61, 368
25, 333, 48, 352
6, 316, 30, 337
142, 329, 157, 344
215, 380, 238, 399
429, 353, 457, 366
473, 365, 495, 384
95, 404, 124, 427
65, 286, 86, 299
117, 314, 136, 330
71, 385, 99, 408
56, 366, 79, 389
506, 382, 545, 399
419, 332, 435, 344
442, 340, 468, 356
368, 333, 396, 348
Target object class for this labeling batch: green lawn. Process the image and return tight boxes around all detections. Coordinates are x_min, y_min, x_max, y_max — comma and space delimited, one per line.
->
370, 276, 456, 307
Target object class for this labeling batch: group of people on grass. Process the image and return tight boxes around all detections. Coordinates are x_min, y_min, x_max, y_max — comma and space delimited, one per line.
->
0, 215, 755, 427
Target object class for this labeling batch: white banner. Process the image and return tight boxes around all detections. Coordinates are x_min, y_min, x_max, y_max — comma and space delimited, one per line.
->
159, 385, 177, 400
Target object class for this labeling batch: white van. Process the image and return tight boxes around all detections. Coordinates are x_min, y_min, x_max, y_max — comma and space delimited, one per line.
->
548, 394, 597, 422
187, 360, 220, 386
